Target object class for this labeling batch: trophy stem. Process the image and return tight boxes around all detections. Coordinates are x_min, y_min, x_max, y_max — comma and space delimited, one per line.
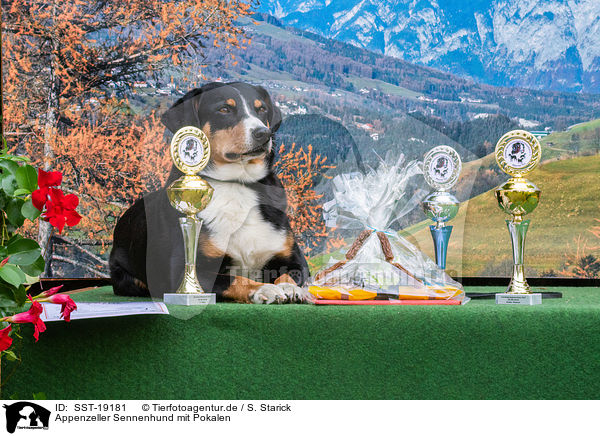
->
429, 225, 453, 270
176, 216, 205, 294
506, 219, 531, 294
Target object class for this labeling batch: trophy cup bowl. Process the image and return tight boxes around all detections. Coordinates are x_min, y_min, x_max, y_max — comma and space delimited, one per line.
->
495, 178, 540, 220
422, 145, 462, 271
422, 191, 459, 227
493, 130, 542, 304
167, 176, 214, 216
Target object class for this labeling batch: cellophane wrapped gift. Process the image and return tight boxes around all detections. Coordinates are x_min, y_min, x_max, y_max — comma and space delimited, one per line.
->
309, 154, 467, 303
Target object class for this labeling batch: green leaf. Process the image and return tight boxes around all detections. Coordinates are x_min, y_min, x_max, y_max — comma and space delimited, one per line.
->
8, 249, 41, 266
7, 238, 41, 266
21, 200, 41, 221
3, 350, 19, 362
5, 199, 25, 227
0, 285, 17, 305
0, 159, 19, 176
11, 285, 27, 307
10, 156, 30, 162
0, 265, 26, 288
13, 188, 30, 197
20, 256, 45, 277
32, 392, 47, 401
2, 174, 18, 196
8, 237, 40, 255
15, 165, 37, 193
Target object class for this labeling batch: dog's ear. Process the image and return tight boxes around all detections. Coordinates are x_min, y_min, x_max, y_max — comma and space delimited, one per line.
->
160, 88, 203, 133
161, 82, 226, 133
256, 85, 282, 133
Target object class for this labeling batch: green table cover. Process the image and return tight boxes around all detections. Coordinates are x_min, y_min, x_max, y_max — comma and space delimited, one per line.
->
2, 286, 599, 399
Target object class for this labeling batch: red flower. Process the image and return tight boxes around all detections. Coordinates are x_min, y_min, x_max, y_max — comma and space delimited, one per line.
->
42, 188, 81, 233
46, 294, 77, 322
0, 257, 9, 268
31, 169, 63, 211
0, 325, 13, 352
36, 286, 77, 322
39, 285, 64, 298
3, 297, 46, 342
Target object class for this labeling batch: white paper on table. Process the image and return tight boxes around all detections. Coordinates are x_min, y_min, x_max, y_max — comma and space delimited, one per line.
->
39, 301, 169, 322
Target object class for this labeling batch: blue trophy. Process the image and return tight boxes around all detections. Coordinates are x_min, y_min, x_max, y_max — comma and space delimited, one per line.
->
422, 146, 462, 270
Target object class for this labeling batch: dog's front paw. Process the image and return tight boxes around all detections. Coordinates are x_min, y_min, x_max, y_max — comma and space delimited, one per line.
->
250, 283, 312, 304
250, 284, 289, 304
277, 282, 312, 303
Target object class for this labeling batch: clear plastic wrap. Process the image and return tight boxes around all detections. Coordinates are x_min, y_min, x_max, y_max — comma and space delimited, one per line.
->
310, 154, 467, 303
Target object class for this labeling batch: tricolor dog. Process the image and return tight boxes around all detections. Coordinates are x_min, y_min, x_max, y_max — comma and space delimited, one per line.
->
109, 82, 310, 303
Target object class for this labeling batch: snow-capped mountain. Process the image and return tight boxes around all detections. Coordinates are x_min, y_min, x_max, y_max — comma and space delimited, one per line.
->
256, 0, 600, 92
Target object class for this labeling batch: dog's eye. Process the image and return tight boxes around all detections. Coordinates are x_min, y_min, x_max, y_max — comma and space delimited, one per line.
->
218, 106, 231, 114
256, 106, 267, 113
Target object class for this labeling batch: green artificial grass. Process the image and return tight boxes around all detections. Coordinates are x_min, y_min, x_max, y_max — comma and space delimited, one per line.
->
3, 286, 600, 400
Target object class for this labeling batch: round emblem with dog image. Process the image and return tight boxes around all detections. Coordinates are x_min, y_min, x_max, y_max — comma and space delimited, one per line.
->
170, 126, 211, 175
503, 138, 533, 169
423, 145, 461, 191
495, 130, 541, 177
429, 154, 454, 184
178, 135, 204, 167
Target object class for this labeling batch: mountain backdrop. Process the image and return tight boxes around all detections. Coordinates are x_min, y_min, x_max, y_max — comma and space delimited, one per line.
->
256, 0, 600, 93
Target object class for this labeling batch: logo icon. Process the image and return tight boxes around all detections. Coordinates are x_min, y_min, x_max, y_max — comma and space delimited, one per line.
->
423, 145, 461, 191
3, 402, 50, 433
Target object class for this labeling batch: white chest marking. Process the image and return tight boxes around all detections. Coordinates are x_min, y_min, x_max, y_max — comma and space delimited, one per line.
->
198, 181, 287, 271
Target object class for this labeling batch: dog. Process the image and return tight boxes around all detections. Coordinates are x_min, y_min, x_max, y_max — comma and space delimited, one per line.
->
109, 82, 310, 304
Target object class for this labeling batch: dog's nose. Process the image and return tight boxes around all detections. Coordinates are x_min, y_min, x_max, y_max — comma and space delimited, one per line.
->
251, 127, 271, 144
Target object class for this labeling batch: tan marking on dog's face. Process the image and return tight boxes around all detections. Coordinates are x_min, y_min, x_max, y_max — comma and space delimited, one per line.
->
202, 121, 248, 164
254, 99, 263, 109
226, 98, 236, 107
223, 276, 263, 303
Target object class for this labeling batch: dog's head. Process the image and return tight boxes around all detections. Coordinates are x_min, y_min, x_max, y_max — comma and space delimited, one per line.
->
161, 82, 282, 183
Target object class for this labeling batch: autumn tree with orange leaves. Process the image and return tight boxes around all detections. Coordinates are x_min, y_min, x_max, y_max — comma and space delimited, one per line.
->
2, 0, 252, 275
274, 143, 340, 258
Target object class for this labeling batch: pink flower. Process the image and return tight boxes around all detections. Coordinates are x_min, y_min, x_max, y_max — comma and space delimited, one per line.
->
0, 257, 9, 268
3, 297, 46, 342
38, 285, 64, 298
46, 294, 77, 322
0, 325, 13, 352
36, 287, 77, 322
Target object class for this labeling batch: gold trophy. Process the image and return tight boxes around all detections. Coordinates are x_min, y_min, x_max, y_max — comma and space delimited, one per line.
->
494, 130, 542, 305
163, 126, 216, 305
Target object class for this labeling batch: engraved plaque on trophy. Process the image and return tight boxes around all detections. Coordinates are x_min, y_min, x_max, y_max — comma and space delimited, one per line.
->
163, 126, 216, 306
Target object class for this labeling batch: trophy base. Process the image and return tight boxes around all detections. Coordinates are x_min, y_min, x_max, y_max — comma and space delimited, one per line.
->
163, 293, 216, 306
495, 293, 542, 305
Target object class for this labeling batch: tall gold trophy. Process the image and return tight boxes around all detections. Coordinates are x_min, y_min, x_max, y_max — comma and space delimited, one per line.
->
163, 126, 216, 305
494, 130, 542, 305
